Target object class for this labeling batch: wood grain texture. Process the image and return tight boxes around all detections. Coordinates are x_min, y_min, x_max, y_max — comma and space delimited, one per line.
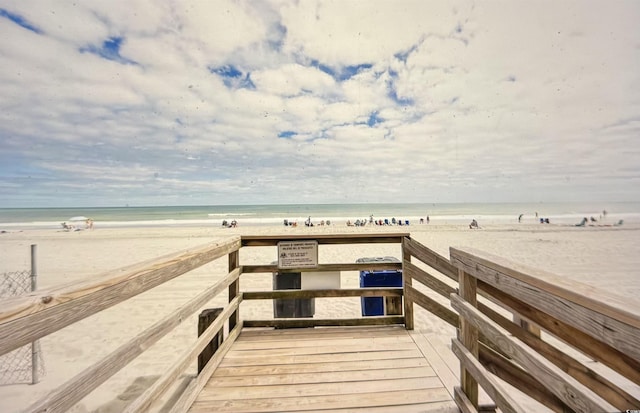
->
0, 237, 241, 356
404, 260, 456, 299
242, 287, 403, 300
125, 295, 242, 413
451, 294, 614, 413
478, 295, 640, 411
187, 326, 453, 413
478, 278, 640, 386
450, 247, 640, 364
241, 262, 402, 274
451, 339, 523, 413
403, 237, 458, 281
404, 284, 458, 328
402, 237, 414, 330
240, 233, 408, 246
458, 269, 479, 408
243, 316, 405, 329
21, 268, 240, 413
168, 322, 243, 413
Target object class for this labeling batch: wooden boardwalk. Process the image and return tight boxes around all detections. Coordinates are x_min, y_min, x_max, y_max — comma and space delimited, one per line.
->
187, 326, 460, 413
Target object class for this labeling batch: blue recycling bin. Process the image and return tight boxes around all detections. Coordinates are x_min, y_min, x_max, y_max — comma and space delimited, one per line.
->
357, 257, 402, 316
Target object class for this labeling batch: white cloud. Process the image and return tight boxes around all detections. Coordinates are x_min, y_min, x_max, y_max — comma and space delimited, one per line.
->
0, 0, 638, 207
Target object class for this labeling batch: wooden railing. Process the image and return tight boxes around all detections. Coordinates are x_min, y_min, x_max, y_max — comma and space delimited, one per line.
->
240, 233, 407, 328
450, 247, 640, 413
3, 233, 637, 413
0, 233, 411, 413
0, 237, 243, 413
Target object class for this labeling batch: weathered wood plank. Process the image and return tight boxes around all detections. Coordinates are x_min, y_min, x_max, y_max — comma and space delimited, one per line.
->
284, 401, 459, 413
0, 237, 241, 356
454, 386, 478, 413
479, 279, 640, 386
219, 348, 423, 367
450, 247, 640, 329
224, 341, 416, 358
478, 342, 571, 413
168, 321, 243, 413
21, 268, 240, 413
402, 238, 414, 330
450, 247, 640, 364
214, 357, 431, 376
241, 262, 402, 274
404, 284, 458, 328
242, 287, 403, 300
189, 388, 452, 413
208, 366, 436, 387
243, 316, 405, 329
451, 339, 523, 413
198, 377, 444, 400
240, 233, 408, 246
124, 295, 242, 413
404, 237, 458, 281
478, 296, 640, 410
451, 294, 614, 413
409, 331, 459, 401
404, 260, 456, 299
233, 335, 413, 350
458, 269, 479, 408
236, 326, 409, 341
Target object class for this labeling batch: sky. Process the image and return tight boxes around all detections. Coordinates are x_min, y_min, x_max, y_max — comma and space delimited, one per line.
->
0, 0, 639, 208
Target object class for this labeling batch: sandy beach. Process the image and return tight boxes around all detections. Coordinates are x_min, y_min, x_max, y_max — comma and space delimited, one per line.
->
1, 222, 639, 412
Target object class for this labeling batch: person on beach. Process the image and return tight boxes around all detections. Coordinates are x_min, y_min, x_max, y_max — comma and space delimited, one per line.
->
469, 219, 479, 229
518, 214, 523, 223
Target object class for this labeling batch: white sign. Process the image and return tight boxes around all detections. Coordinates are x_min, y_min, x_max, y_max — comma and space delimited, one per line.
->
277, 240, 318, 269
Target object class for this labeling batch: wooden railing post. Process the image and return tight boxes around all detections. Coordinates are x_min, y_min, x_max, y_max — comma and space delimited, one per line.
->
228, 250, 240, 332
459, 268, 479, 407
402, 237, 414, 330
197, 308, 223, 373
513, 315, 541, 338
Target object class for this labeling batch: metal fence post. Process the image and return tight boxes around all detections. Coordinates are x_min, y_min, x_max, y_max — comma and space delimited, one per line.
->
30, 244, 40, 385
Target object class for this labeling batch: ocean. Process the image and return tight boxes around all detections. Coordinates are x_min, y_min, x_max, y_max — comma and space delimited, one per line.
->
1, 202, 638, 230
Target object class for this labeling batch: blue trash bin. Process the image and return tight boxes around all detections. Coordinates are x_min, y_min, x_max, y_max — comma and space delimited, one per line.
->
357, 257, 402, 316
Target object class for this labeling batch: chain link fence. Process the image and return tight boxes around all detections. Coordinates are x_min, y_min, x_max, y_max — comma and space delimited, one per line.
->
0, 245, 45, 385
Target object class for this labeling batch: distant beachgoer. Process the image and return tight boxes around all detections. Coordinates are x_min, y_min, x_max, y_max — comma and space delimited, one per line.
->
420, 218, 424, 224
426, 215, 430, 224
86, 218, 94, 230
603, 210, 607, 218
469, 219, 479, 229
535, 212, 538, 218
230, 220, 238, 227
518, 214, 523, 223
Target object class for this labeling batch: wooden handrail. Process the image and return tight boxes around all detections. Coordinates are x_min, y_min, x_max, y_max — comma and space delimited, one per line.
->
450, 246, 640, 412
0, 237, 241, 356
23, 268, 241, 413
241, 233, 409, 246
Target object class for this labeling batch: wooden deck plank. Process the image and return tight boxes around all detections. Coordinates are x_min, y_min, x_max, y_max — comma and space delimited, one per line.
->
232, 335, 413, 350
214, 357, 431, 376
225, 341, 417, 357
236, 326, 409, 341
198, 377, 445, 400
188, 326, 455, 413
189, 388, 452, 413
219, 348, 423, 367
284, 401, 459, 413
209, 365, 436, 386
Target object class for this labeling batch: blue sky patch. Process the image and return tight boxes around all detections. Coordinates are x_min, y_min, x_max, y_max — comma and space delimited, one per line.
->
80, 37, 137, 65
278, 131, 296, 139
310, 60, 372, 81
209, 65, 255, 89
367, 111, 383, 127
0, 8, 43, 34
